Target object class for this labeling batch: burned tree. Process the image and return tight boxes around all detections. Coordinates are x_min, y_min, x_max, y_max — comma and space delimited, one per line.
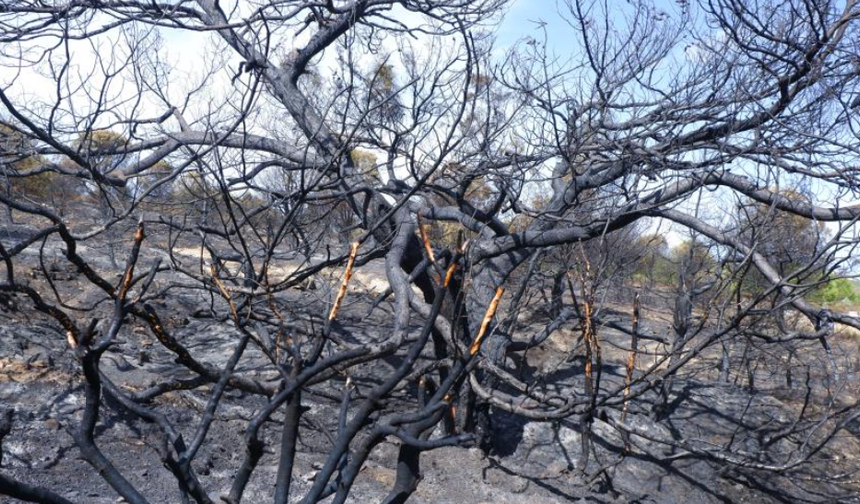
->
1, 0, 860, 502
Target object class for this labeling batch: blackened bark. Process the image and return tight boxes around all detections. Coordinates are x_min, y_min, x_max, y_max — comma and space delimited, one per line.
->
273, 389, 303, 504
379, 445, 422, 504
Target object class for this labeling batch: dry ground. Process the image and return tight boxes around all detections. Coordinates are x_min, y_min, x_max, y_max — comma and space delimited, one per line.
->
2, 215, 860, 503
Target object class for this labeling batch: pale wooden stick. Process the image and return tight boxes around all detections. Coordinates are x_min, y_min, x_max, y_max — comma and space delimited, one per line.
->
622, 292, 640, 420
417, 214, 436, 265
469, 286, 505, 356
328, 242, 360, 321
210, 264, 239, 321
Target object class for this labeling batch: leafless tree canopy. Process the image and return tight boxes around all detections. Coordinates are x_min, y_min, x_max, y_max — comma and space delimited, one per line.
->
1, 0, 860, 502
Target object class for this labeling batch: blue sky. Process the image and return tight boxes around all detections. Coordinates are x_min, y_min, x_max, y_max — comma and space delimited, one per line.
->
495, 0, 687, 50
497, 0, 574, 46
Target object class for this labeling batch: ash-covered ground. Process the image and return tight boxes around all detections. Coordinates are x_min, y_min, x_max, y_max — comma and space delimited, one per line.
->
2, 217, 860, 504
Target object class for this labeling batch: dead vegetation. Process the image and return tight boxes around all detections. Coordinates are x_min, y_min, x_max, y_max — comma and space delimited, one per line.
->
2, 1, 860, 503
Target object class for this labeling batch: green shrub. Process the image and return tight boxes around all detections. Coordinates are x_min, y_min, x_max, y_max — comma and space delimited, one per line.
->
809, 278, 860, 306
